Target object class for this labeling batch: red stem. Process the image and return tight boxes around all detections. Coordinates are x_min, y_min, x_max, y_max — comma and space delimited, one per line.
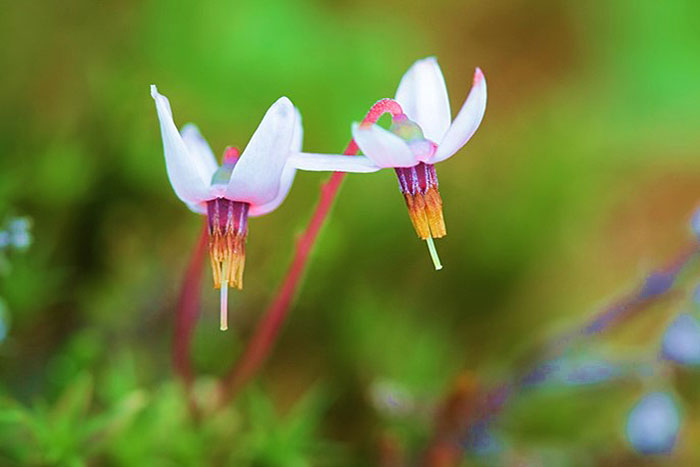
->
221, 99, 403, 401
173, 221, 209, 387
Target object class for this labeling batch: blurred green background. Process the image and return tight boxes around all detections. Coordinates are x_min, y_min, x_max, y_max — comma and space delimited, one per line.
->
2, 0, 700, 465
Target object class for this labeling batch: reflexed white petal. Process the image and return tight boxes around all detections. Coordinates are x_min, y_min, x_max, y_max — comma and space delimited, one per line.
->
180, 123, 219, 181
226, 97, 296, 205
249, 162, 296, 217
289, 152, 380, 173
352, 123, 418, 168
395, 56, 451, 143
151, 85, 211, 205
432, 68, 487, 163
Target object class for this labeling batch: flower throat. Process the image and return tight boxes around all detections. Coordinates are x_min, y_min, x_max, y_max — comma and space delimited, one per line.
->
206, 147, 249, 330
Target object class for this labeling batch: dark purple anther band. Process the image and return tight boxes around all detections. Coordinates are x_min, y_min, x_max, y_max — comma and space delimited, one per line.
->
207, 198, 249, 235
395, 162, 438, 195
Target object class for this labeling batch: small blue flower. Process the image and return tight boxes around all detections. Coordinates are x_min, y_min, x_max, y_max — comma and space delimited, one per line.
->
691, 208, 700, 238
626, 392, 680, 455
662, 314, 700, 365
0, 217, 32, 251
7, 217, 31, 250
640, 272, 674, 299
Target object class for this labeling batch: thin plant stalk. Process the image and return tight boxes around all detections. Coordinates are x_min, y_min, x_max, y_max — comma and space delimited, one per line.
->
220, 99, 404, 402
173, 222, 209, 414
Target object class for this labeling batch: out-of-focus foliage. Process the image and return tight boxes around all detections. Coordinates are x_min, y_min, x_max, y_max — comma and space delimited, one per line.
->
2, 0, 700, 465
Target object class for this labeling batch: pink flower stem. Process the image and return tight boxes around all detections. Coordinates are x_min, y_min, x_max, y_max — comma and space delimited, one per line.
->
173, 222, 209, 393
220, 99, 404, 402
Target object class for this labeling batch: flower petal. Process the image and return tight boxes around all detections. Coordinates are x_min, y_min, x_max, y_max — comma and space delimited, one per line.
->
225, 97, 296, 205
395, 56, 451, 143
180, 123, 219, 181
249, 162, 296, 217
249, 106, 304, 217
186, 203, 208, 215
352, 123, 418, 168
432, 68, 487, 163
289, 152, 381, 173
289, 99, 377, 179
290, 106, 303, 153
151, 85, 211, 204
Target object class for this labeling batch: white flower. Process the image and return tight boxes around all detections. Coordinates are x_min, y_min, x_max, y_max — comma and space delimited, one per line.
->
151, 85, 302, 330
288, 57, 487, 270
151, 85, 302, 217
289, 56, 486, 172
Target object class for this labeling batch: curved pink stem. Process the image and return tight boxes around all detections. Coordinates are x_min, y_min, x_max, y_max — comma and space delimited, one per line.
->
173, 221, 209, 387
221, 99, 404, 401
